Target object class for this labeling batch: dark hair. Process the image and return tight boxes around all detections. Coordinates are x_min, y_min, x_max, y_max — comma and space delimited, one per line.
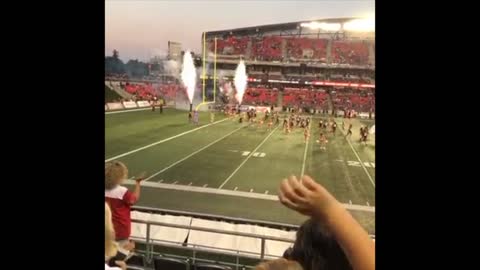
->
289, 219, 352, 270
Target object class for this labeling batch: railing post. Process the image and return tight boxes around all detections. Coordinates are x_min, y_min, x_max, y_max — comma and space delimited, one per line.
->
260, 238, 265, 259
193, 245, 196, 264
146, 223, 151, 262
236, 251, 240, 270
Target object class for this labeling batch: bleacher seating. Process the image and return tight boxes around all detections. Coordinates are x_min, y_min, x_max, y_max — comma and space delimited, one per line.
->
282, 88, 328, 108
243, 87, 278, 106
286, 38, 327, 61
124, 83, 157, 100
210, 36, 249, 56
331, 40, 370, 65
330, 89, 374, 112
153, 256, 189, 270
157, 84, 186, 101
206, 35, 372, 66
252, 36, 283, 61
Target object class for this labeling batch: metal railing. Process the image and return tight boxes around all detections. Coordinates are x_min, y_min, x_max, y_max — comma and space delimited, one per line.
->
130, 217, 295, 269
130, 206, 374, 269
133, 206, 300, 230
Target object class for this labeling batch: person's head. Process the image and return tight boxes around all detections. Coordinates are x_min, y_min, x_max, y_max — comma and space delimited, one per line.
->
255, 258, 303, 270
105, 203, 118, 257
105, 161, 128, 190
289, 219, 352, 270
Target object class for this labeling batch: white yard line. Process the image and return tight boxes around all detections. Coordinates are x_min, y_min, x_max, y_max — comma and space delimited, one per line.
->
218, 126, 279, 189
345, 138, 375, 188
125, 180, 375, 213
144, 125, 244, 182
300, 117, 313, 177
339, 126, 376, 188
105, 118, 228, 162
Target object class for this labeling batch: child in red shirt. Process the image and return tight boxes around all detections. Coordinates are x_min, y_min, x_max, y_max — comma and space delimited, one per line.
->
105, 161, 145, 243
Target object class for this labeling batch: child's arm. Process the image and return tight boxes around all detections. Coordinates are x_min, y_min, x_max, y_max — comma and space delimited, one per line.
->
132, 172, 147, 202
279, 175, 375, 270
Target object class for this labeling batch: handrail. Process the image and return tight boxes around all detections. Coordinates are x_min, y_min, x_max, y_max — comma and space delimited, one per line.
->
131, 218, 295, 243
132, 206, 300, 230
130, 207, 374, 267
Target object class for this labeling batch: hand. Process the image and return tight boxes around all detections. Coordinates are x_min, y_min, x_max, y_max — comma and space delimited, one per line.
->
122, 240, 135, 251
278, 175, 341, 220
114, 260, 127, 270
134, 172, 147, 183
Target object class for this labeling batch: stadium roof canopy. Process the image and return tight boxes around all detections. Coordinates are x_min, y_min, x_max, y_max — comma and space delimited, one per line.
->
205, 17, 360, 37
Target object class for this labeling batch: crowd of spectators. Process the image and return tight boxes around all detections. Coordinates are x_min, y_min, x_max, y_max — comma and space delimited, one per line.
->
207, 35, 373, 66
331, 41, 370, 65
252, 36, 284, 61
330, 88, 375, 112
285, 38, 328, 61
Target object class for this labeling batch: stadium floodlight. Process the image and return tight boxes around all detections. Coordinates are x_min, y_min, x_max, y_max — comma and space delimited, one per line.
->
300, 22, 341, 31
344, 17, 375, 32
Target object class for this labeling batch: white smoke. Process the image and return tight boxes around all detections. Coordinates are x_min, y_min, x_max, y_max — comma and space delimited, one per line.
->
181, 51, 197, 104
163, 60, 180, 77
234, 60, 247, 104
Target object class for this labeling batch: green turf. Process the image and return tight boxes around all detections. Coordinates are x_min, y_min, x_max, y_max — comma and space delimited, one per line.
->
106, 109, 375, 233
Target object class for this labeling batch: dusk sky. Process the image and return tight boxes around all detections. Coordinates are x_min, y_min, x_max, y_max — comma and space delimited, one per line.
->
106, 0, 375, 62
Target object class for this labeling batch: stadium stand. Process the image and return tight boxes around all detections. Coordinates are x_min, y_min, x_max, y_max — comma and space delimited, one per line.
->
330, 88, 375, 112
210, 36, 249, 57
286, 38, 327, 62
125, 83, 157, 100
282, 88, 328, 108
105, 84, 122, 103
252, 36, 283, 61
243, 87, 278, 106
331, 40, 370, 65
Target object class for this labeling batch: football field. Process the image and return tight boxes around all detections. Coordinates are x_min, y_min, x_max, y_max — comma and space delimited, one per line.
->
106, 108, 375, 233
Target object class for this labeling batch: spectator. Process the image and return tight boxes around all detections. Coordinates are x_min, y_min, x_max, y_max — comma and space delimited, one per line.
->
105, 161, 146, 245
105, 203, 127, 270
287, 219, 352, 270
279, 175, 375, 270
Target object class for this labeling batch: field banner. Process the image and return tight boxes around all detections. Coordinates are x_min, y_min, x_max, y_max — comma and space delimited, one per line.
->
107, 102, 124, 110
273, 107, 282, 112
137, 101, 151, 107
337, 110, 345, 116
123, 101, 138, 109
105, 105, 108, 111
